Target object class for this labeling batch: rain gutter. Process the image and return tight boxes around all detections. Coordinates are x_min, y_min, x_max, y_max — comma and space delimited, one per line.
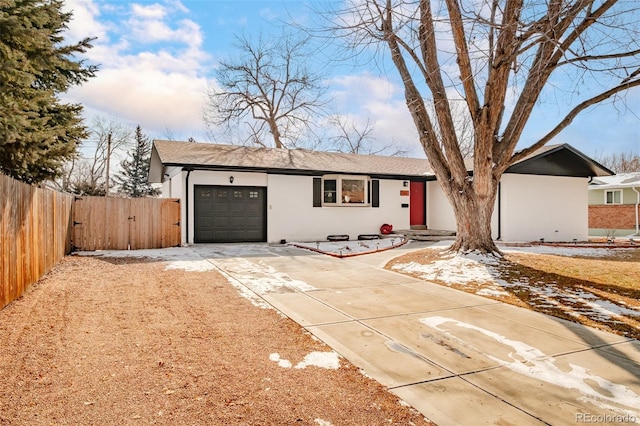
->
184, 168, 193, 244
633, 186, 640, 235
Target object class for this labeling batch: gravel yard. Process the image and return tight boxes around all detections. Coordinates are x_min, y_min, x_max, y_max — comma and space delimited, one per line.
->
0, 255, 431, 426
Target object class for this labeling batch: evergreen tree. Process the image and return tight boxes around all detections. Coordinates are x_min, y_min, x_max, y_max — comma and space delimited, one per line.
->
0, 0, 97, 184
114, 126, 159, 198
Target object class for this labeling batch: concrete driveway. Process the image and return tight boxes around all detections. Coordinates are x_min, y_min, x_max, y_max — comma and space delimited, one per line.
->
194, 242, 640, 425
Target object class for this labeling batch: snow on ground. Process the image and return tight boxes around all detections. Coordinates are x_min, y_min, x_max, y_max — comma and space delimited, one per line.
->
390, 241, 640, 329
78, 244, 317, 308
421, 316, 640, 417
211, 256, 317, 296
77, 247, 220, 272
269, 352, 341, 370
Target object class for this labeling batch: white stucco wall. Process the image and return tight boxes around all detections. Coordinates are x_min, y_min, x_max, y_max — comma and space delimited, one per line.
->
427, 175, 586, 242
500, 174, 588, 242
426, 181, 499, 238
267, 174, 410, 242
426, 181, 457, 233
161, 170, 410, 244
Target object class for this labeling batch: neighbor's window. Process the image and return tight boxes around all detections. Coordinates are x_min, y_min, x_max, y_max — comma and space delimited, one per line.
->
605, 190, 622, 204
322, 175, 370, 206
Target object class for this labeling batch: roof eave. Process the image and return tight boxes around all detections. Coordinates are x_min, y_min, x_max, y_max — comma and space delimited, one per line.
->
506, 143, 614, 177
159, 163, 430, 180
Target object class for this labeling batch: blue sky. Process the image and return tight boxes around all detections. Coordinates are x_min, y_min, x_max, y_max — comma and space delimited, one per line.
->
62, 0, 639, 160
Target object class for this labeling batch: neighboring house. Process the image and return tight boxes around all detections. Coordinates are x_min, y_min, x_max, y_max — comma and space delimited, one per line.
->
149, 141, 612, 244
588, 172, 640, 238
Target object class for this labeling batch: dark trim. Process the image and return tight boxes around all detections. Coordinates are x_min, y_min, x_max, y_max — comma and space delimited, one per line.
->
184, 168, 193, 244
497, 182, 501, 241
506, 144, 614, 177
312, 178, 322, 207
165, 162, 427, 181
372, 179, 380, 208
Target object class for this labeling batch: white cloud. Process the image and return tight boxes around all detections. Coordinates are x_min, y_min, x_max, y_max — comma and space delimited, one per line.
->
60, 0, 214, 141
329, 73, 423, 156
131, 3, 167, 19
62, 0, 108, 43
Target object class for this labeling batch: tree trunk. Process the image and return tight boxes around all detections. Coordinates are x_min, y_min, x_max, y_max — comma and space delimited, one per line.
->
441, 179, 501, 255
268, 117, 283, 149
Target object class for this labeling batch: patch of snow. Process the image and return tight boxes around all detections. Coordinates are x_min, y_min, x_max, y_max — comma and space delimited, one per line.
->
294, 351, 340, 370
164, 260, 217, 272
78, 247, 220, 272
214, 266, 272, 309
213, 258, 316, 294
391, 244, 639, 327
77, 246, 191, 260
391, 253, 498, 285
425, 240, 634, 258
269, 352, 340, 370
420, 316, 640, 416
502, 245, 627, 258
269, 353, 292, 369
476, 288, 510, 297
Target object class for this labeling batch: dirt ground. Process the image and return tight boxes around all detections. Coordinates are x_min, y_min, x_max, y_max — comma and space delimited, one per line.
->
0, 256, 431, 426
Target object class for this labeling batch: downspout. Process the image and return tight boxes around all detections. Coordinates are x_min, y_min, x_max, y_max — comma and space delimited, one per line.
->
633, 187, 640, 236
497, 182, 502, 241
185, 168, 193, 244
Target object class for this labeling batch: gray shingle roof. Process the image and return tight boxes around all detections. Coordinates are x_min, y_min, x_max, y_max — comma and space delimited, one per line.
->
151, 140, 432, 178
150, 140, 612, 183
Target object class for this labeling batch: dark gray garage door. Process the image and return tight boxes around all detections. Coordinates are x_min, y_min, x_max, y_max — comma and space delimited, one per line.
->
194, 185, 267, 243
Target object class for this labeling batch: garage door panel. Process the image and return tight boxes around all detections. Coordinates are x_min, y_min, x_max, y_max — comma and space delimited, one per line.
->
194, 185, 266, 243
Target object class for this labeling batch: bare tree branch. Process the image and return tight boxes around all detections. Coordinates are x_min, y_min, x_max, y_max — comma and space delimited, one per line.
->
321, 0, 640, 253
204, 31, 330, 149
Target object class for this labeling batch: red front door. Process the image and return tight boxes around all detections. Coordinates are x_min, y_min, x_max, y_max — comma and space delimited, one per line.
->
410, 181, 425, 226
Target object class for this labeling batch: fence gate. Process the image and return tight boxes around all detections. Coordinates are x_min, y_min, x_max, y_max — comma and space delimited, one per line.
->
72, 197, 181, 251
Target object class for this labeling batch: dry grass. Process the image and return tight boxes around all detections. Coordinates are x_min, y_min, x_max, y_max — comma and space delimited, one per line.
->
0, 256, 431, 426
505, 249, 640, 291
386, 247, 640, 340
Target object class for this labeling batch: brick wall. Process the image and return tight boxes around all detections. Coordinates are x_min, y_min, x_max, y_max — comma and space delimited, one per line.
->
588, 205, 639, 229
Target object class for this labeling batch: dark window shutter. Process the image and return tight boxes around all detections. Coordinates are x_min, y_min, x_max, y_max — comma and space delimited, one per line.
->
372, 179, 380, 208
313, 178, 322, 207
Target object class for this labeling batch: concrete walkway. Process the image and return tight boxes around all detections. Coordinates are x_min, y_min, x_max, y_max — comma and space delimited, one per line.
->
195, 242, 640, 425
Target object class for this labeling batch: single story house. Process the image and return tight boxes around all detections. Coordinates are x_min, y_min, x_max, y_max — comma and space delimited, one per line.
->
148, 140, 612, 244
588, 172, 640, 237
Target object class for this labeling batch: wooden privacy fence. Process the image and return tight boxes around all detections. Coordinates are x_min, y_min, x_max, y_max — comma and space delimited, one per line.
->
1, 174, 74, 310
2, 173, 182, 310
72, 196, 181, 251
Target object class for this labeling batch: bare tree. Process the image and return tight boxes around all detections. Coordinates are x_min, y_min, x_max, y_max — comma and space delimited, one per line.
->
323, 0, 640, 253
328, 114, 409, 156
426, 100, 474, 159
204, 31, 330, 149
54, 117, 132, 196
596, 151, 640, 173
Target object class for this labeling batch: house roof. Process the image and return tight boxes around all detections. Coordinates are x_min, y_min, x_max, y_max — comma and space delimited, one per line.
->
589, 172, 640, 189
503, 144, 613, 177
149, 140, 613, 183
149, 140, 432, 181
